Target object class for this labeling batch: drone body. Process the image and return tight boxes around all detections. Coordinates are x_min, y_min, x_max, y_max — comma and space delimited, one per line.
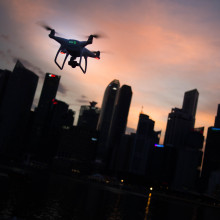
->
46, 28, 100, 74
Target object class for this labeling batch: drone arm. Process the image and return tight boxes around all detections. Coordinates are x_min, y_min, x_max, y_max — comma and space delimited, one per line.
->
80, 35, 93, 47
54, 47, 69, 70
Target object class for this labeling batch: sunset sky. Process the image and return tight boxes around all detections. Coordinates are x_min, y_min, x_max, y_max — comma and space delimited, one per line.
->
1, 0, 220, 143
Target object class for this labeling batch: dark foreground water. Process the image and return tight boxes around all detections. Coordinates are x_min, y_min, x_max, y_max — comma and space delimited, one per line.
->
0, 172, 220, 220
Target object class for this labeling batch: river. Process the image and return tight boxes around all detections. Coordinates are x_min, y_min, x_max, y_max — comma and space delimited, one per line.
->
0, 172, 220, 220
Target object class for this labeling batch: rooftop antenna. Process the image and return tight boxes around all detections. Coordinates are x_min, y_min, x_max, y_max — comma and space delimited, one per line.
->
140, 106, 144, 114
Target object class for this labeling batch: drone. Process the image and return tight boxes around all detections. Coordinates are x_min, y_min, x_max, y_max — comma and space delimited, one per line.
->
41, 24, 101, 74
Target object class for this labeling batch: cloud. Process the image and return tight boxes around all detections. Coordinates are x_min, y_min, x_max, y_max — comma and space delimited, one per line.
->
0, 34, 10, 42
58, 83, 67, 95
75, 95, 90, 104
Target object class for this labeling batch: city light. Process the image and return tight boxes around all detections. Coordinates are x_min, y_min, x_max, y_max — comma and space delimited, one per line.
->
154, 144, 164, 148
211, 127, 220, 131
49, 74, 56, 77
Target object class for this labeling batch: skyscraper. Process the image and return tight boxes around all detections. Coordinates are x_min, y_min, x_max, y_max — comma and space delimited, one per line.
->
106, 84, 132, 170
77, 101, 101, 130
30, 73, 60, 159
214, 104, 220, 128
164, 89, 199, 148
0, 61, 38, 155
130, 113, 159, 176
201, 125, 220, 192
36, 73, 61, 123
0, 69, 11, 106
182, 89, 199, 126
96, 79, 120, 162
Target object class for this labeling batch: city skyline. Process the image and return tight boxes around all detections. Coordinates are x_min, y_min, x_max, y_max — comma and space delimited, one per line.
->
1, 0, 220, 142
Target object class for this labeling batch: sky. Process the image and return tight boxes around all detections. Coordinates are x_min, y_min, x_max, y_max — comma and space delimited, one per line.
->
1, 0, 220, 143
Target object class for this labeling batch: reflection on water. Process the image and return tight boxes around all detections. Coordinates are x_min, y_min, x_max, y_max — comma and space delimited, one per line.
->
0, 173, 220, 220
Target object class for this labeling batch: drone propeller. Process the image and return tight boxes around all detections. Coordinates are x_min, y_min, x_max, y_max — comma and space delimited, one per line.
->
37, 21, 58, 34
84, 32, 107, 39
92, 50, 112, 54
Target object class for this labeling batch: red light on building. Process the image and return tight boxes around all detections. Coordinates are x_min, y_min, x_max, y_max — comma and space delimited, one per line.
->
49, 74, 56, 78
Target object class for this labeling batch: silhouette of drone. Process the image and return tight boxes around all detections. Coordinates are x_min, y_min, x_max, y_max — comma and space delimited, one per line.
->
41, 23, 101, 74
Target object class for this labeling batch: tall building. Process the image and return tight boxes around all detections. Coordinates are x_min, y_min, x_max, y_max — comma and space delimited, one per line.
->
77, 101, 101, 130
130, 113, 160, 176
172, 128, 204, 191
0, 61, 38, 156
96, 79, 120, 162
42, 99, 74, 160
214, 104, 220, 128
201, 126, 220, 192
30, 73, 60, 160
0, 69, 11, 106
164, 89, 199, 148
36, 73, 61, 123
106, 84, 132, 170
182, 89, 199, 127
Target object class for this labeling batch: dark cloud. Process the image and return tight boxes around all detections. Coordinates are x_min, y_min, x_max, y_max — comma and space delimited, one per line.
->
0, 34, 10, 41
81, 95, 87, 99
75, 95, 90, 104
58, 83, 67, 95
0, 49, 11, 64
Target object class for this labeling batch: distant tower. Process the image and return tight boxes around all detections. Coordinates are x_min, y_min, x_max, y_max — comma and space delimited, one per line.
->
0, 69, 11, 106
0, 61, 38, 154
106, 85, 132, 170
130, 114, 157, 176
214, 104, 220, 128
164, 89, 199, 148
182, 89, 199, 126
96, 79, 120, 161
201, 126, 220, 192
36, 73, 61, 123
77, 101, 101, 130
30, 73, 60, 159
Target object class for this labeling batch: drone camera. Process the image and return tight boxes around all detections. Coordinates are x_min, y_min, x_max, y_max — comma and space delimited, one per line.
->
68, 60, 79, 68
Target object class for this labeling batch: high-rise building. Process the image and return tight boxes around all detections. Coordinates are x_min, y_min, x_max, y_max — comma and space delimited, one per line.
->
130, 113, 160, 176
214, 104, 220, 128
36, 73, 61, 123
182, 89, 199, 120
106, 85, 132, 170
201, 126, 220, 192
172, 128, 204, 191
77, 101, 101, 130
164, 89, 199, 148
0, 69, 11, 106
0, 61, 39, 155
30, 73, 60, 160
96, 79, 120, 161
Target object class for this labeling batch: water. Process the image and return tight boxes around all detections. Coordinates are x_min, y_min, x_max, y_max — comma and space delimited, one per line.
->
0, 172, 220, 220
